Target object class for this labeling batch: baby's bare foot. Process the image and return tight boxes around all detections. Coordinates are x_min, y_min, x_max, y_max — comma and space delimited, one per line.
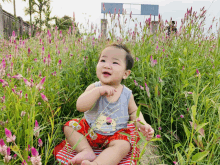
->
67, 148, 96, 165
81, 160, 98, 165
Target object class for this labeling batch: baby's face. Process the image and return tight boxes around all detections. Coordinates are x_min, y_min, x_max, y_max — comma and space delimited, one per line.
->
96, 46, 127, 85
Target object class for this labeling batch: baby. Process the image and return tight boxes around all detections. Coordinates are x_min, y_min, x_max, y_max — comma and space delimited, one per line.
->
64, 43, 154, 165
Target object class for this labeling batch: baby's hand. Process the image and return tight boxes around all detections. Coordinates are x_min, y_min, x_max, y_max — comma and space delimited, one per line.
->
99, 85, 117, 97
139, 124, 154, 141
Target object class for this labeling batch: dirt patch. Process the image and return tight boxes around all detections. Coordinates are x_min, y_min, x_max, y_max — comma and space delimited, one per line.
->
139, 142, 163, 165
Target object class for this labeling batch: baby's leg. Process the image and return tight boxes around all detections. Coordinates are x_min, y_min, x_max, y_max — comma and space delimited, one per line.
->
82, 140, 130, 165
64, 126, 96, 165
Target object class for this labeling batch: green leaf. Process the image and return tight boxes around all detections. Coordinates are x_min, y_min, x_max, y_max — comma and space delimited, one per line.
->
187, 143, 195, 160
171, 117, 173, 124
164, 133, 170, 140
155, 85, 158, 97
184, 47, 187, 56
119, 132, 131, 138
183, 122, 190, 140
199, 83, 210, 95
192, 91, 197, 105
191, 105, 197, 122
137, 139, 144, 146
138, 131, 147, 142
150, 138, 162, 142
192, 151, 209, 162
136, 105, 141, 118
138, 121, 145, 125
195, 122, 208, 137
176, 149, 185, 164
175, 143, 181, 149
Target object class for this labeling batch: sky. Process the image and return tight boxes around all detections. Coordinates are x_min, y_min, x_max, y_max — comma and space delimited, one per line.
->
1, 0, 220, 37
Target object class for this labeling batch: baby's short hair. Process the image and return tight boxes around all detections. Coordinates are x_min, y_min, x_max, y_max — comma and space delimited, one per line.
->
99, 43, 134, 70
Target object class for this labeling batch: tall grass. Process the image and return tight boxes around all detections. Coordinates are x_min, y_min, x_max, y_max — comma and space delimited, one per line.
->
0, 6, 219, 164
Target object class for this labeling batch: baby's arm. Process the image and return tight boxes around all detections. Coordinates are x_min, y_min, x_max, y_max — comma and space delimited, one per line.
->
128, 94, 154, 140
128, 94, 148, 125
76, 84, 101, 112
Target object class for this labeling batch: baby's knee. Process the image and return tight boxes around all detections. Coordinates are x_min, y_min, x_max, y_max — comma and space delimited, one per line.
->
64, 126, 75, 137
109, 140, 131, 151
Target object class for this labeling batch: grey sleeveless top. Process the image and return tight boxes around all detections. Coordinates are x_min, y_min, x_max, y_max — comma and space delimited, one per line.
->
84, 81, 132, 135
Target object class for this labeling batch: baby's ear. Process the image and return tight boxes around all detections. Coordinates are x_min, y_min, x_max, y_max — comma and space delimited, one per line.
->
123, 70, 131, 79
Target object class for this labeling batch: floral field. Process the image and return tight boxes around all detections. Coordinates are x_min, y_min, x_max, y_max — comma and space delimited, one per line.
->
0, 6, 220, 165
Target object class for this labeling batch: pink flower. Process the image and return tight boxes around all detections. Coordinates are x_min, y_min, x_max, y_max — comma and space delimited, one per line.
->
187, 92, 193, 94
158, 127, 162, 130
3, 147, 11, 163
150, 56, 157, 67
36, 77, 46, 90
31, 147, 42, 165
28, 48, 31, 54
13, 153, 17, 159
159, 77, 163, 82
38, 139, 43, 147
34, 120, 40, 137
145, 83, 150, 98
0, 79, 9, 87
58, 59, 62, 65
38, 102, 41, 105
40, 93, 48, 102
5, 128, 16, 143
180, 115, 184, 118
12, 74, 23, 80
182, 66, 185, 70
139, 85, 144, 90
156, 135, 161, 138
23, 78, 34, 87
134, 80, 138, 86
173, 161, 177, 164
136, 57, 139, 61
196, 69, 200, 75
0, 96, 5, 103
0, 139, 7, 155
22, 160, 27, 165
21, 111, 26, 117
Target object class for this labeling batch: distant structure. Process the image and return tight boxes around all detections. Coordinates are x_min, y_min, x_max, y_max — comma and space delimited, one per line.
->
0, 5, 31, 39
101, 2, 159, 38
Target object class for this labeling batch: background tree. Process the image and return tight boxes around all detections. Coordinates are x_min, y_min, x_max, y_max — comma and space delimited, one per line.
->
2, 0, 16, 17
25, 0, 50, 31
54, 15, 80, 37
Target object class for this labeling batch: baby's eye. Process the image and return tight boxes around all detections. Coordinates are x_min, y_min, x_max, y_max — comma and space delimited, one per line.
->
113, 62, 118, 64
100, 60, 105, 62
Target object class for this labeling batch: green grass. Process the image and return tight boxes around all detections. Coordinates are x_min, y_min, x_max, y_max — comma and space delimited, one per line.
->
0, 6, 219, 165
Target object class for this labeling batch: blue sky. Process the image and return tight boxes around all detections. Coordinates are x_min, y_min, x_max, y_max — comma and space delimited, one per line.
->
1, 0, 219, 36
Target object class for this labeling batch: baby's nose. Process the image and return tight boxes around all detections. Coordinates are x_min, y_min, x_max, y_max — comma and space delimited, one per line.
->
104, 63, 111, 68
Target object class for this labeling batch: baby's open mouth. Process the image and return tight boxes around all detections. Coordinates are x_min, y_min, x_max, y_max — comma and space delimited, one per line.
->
103, 72, 111, 75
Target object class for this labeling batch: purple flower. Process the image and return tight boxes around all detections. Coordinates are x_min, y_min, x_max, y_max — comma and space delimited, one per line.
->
158, 127, 162, 130
5, 128, 16, 143
0, 79, 9, 87
139, 85, 144, 90
145, 83, 150, 98
196, 69, 200, 75
156, 135, 161, 138
134, 80, 138, 86
31, 147, 39, 157
180, 115, 184, 118
38, 139, 43, 147
40, 93, 48, 102
36, 77, 46, 90
31, 147, 41, 165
